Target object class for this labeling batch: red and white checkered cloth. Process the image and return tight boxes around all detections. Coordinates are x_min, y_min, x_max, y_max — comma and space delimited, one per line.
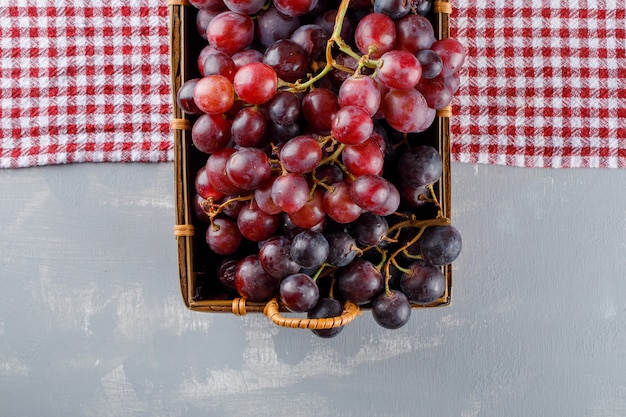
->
0, 1, 171, 168
452, 0, 626, 168
1, 1, 625, 169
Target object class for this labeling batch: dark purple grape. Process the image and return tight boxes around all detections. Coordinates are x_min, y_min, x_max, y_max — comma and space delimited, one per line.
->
206, 217, 242, 255
416, 49, 443, 79
400, 259, 445, 304
231, 106, 267, 147
259, 236, 301, 279
290, 230, 329, 268
308, 298, 345, 338
279, 273, 319, 312
398, 145, 443, 187
351, 212, 388, 246
419, 225, 462, 266
373, 0, 411, 20
266, 91, 301, 126
217, 258, 238, 291
289, 24, 328, 59
325, 232, 358, 267
337, 259, 383, 305
372, 290, 411, 329
263, 39, 309, 83
255, 7, 300, 48
177, 78, 204, 115
235, 255, 279, 302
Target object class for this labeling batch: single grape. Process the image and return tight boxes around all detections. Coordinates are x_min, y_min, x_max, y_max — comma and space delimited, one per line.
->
372, 290, 411, 329
217, 257, 238, 291
255, 6, 300, 48
382, 88, 430, 133
354, 13, 396, 59
289, 24, 328, 59
266, 91, 301, 125
351, 212, 389, 246
377, 50, 422, 90
341, 138, 384, 177
332, 105, 374, 145
398, 145, 443, 187
258, 235, 301, 279
308, 298, 345, 338
394, 13, 436, 54
419, 225, 462, 266
192, 113, 232, 154
237, 201, 281, 242
290, 230, 329, 268
193, 75, 235, 115
373, 0, 411, 19
233, 62, 278, 105
177, 78, 203, 115
325, 232, 358, 267
302, 88, 340, 134
279, 135, 322, 174
279, 273, 320, 313
206, 217, 242, 255
235, 255, 279, 301
350, 174, 390, 211
337, 259, 383, 305
416, 49, 443, 79
271, 173, 310, 213
338, 75, 381, 117
400, 259, 445, 304
263, 39, 309, 83
323, 181, 363, 224
206, 11, 254, 55
231, 106, 267, 148
225, 147, 271, 190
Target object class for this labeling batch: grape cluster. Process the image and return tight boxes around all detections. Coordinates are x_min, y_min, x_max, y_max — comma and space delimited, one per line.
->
178, 0, 465, 335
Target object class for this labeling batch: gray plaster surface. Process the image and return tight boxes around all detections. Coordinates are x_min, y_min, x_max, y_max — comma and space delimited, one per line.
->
1, 162, 625, 416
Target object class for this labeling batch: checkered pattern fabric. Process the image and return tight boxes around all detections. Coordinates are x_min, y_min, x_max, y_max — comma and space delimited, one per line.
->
0, 1, 171, 168
1, 1, 625, 168
452, 0, 626, 168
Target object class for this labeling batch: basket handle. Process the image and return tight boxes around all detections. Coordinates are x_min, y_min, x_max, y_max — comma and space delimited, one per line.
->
263, 298, 360, 329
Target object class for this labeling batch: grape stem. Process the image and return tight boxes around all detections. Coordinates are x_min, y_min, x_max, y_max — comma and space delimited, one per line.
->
382, 217, 451, 291
284, 0, 379, 92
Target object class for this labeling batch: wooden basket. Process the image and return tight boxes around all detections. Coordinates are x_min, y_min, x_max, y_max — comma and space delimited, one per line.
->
169, 0, 454, 328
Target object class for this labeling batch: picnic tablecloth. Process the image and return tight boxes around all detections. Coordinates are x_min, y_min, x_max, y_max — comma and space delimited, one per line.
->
1, 0, 625, 169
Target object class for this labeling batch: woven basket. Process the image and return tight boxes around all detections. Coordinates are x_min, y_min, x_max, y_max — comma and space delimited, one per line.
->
169, 0, 454, 329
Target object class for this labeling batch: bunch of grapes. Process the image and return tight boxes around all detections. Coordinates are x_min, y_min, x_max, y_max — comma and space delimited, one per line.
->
177, 0, 465, 336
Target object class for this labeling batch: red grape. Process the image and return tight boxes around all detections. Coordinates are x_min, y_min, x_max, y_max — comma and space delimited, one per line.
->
193, 75, 235, 115
233, 62, 278, 105
206, 11, 254, 55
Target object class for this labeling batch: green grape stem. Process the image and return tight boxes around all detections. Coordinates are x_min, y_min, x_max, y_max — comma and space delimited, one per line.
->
284, 0, 379, 92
